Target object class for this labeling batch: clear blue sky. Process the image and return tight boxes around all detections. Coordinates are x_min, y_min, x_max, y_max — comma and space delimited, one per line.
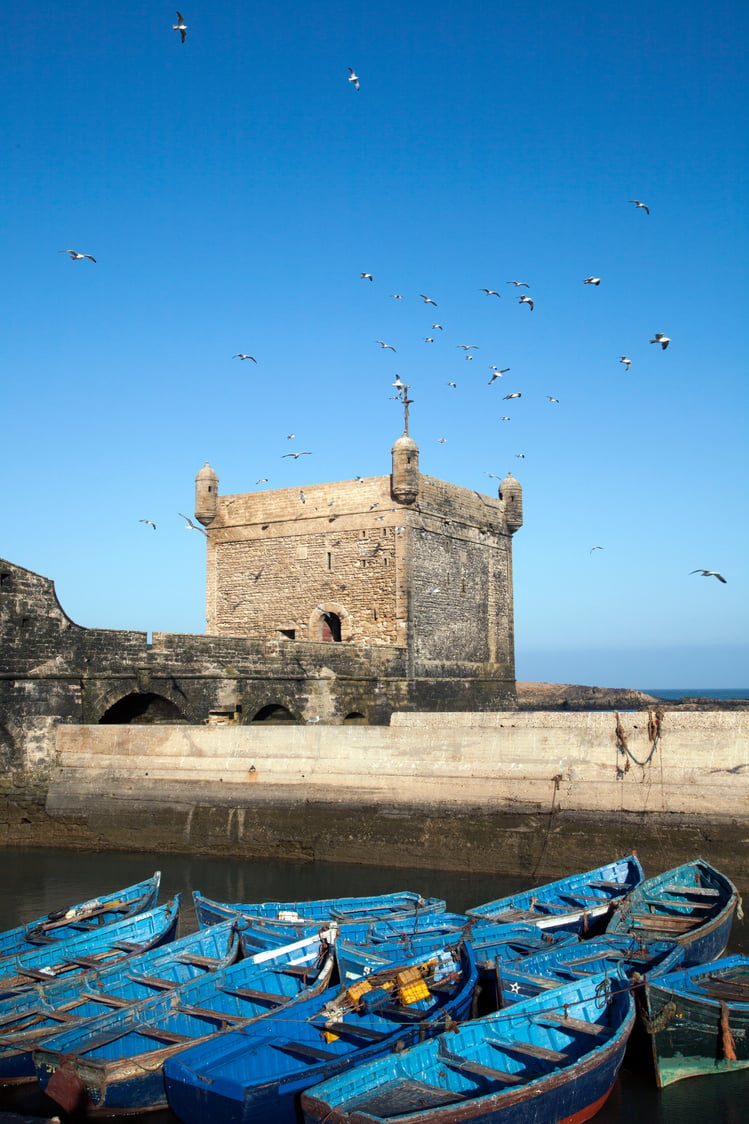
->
2, 1, 747, 689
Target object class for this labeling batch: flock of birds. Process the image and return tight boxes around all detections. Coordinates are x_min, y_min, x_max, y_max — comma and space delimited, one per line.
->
55, 14, 718, 586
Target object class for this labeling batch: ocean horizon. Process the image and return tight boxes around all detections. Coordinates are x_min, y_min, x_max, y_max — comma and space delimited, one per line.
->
641, 687, 749, 700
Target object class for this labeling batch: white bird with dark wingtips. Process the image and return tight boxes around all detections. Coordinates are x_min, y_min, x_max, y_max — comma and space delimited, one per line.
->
690, 569, 727, 583
515, 453, 525, 459
650, 333, 671, 350
233, 354, 257, 362
503, 392, 522, 400
299, 491, 306, 504
500, 416, 511, 421
618, 356, 632, 370
457, 344, 478, 350
173, 12, 187, 42
256, 478, 269, 483
518, 295, 534, 310
361, 271, 373, 281
447, 381, 457, 388
583, 277, 601, 285
178, 513, 207, 535
390, 294, 403, 299
629, 199, 650, 214
348, 68, 360, 91
488, 368, 510, 384
282, 451, 312, 459
420, 294, 438, 306
432, 323, 443, 330
479, 288, 501, 297
590, 546, 604, 553
506, 280, 529, 288
546, 396, 560, 403
376, 340, 396, 351
424, 337, 434, 343
60, 249, 96, 262
139, 520, 156, 531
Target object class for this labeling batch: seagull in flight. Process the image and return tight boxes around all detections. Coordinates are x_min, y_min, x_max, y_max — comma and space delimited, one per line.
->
233, 353, 257, 362
546, 395, 560, 402
500, 416, 511, 421
376, 340, 396, 351
139, 519, 156, 530
457, 344, 478, 350
437, 437, 447, 443
360, 271, 373, 281
390, 294, 403, 299
650, 333, 671, 350
424, 336, 434, 343
690, 569, 727, 583
590, 546, 604, 553
485, 472, 501, 479
503, 391, 522, 400
629, 199, 650, 214
173, 12, 187, 42
60, 249, 96, 262
282, 450, 312, 459
420, 294, 438, 306
488, 367, 510, 384
178, 513, 207, 535
348, 68, 360, 91
432, 323, 443, 330
518, 295, 534, 310
479, 288, 501, 297
515, 453, 526, 459
506, 280, 529, 288
618, 356, 632, 371
447, 381, 457, 388
583, 277, 601, 285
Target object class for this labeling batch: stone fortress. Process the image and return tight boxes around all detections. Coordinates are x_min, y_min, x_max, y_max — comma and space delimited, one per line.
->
1, 427, 523, 775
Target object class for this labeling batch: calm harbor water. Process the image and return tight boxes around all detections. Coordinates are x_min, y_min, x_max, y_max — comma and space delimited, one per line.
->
0, 848, 745, 1123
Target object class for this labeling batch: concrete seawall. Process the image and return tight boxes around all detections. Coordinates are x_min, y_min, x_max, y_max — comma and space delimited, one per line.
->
31, 710, 748, 880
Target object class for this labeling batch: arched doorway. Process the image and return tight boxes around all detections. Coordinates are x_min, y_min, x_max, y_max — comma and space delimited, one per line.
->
99, 693, 187, 725
251, 704, 297, 724
343, 712, 368, 725
320, 611, 342, 642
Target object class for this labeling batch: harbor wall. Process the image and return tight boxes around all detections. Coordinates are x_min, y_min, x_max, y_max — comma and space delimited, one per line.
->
8, 709, 744, 880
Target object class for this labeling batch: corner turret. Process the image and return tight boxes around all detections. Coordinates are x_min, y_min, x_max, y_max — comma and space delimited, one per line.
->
498, 472, 523, 533
195, 462, 219, 526
391, 433, 419, 505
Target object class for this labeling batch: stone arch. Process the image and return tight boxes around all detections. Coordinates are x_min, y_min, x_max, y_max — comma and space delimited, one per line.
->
250, 703, 299, 724
343, 711, 368, 725
309, 602, 353, 642
99, 692, 189, 725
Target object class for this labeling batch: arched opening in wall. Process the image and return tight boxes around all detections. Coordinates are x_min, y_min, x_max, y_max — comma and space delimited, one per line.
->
320, 612, 342, 642
343, 712, 368, 725
251, 704, 297, 724
99, 693, 188, 725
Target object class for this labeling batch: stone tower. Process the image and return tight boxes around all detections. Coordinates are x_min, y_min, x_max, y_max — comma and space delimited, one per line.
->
195, 430, 522, 710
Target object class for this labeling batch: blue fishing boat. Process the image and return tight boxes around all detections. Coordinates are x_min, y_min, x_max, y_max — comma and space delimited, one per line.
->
234, 911, 471, 957
496, 933, 685, 1006
605, 858, 739, 966
467, 854, 645, 935
300, 971, 635, 1124
163, 943, 478, 1124
194, 889, 446, 928
0, 919, 240, 1084
641, 954, 749, 1086
0, 872, 161, 961
0, 897, 180, 1000
34, 930, 337, 1115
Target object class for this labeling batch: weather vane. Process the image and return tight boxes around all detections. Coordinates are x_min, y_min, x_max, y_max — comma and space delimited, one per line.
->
391, 379, 413, 434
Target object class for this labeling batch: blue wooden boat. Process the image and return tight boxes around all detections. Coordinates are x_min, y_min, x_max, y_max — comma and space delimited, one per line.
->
605, 858, 739, 966
496, 933, 685, 1006
641, 954, 749, 1087
467, 854, 645, 935
0, 919, 240, 1084
194, 889, 447, 929
0, 897, 180, 1000
300, 971, 635, 1124
163, 943, 478, 1124
34, 930, 337, 1115
0, 872, 161, 962
234, 911, 470, 957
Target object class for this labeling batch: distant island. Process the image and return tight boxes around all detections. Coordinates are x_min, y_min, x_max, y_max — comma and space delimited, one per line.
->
516, 683, 749, 711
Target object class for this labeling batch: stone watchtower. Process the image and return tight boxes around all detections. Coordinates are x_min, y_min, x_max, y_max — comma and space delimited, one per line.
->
195, 430, 522, 711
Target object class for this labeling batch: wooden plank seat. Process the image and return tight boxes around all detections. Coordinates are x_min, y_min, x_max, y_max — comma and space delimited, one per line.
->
127, 973, 180, 990
347, 1078, 467, 1114
378, 1003, 430, 1020
175, 953, 223, 968
61, 955, 115, 969
489, 1038, 568, 1063
175, 1004, 246, 1024
661, 885, 720, 897
111, 940, 142, 952
451, 1059, 525, 1084
531, 1012, 614, 1038
280, 964, 312, 978
508, 971, 574, 988
588, 881, 634, 892
642, 898, 714, 912
276, 1039, 341, 1062
80, 990, 131, 1008
18, 967, 63, 980
628, 913, 698, 930
135, 1026, 194, 1043
322, 1021, 391, 1041
223, 986, 288, 1004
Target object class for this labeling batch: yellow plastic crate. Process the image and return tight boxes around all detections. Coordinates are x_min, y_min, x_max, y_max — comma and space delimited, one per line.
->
398, 978, 431, 1005
395, 966, 424, 988
346, 978, 372, 1004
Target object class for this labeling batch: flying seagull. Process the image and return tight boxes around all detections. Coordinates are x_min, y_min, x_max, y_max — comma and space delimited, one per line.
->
376, 340, 396, 351
282, 450, 312, 459
590, 546, 604, 553
424, 336, 434, 343
583, 277, 601, 285
515, 453, 526, 459
488, 368, 510, 384
629, 199, 650, 214
348, 68, 360, 91
447, 381, 457, 388
690, 569, 727, 583
139, 519, 156, 530
178, 513, 207, 535
518, 295, 534, 310
503, 391, 522, 400
457, 344, 478, 350
173, 12, 187, 42
485, 472, 501, 479
390, 294, 403, 299
437, 437, 447, 443
432, 323, 443, 330
650, 333, 671, 350
546, 395, 560, 402
360, 271, 373, 281
479, 288, 501, 297
255, 477, 269, 483
60, 249, 96, 262
500, 415, 511, 421
233, 353, 257, 362
618, 356, 632, 370
420, 294, 438, 306
506, 280, 529, 288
